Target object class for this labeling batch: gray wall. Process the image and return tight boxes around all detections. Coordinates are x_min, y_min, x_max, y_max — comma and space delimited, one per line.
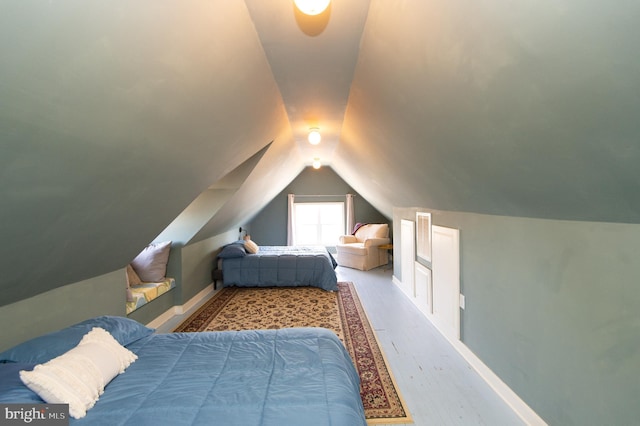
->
249, 167, 389, 246
0, 228, 237, 351
0, 270, 124, 351
0, 1, 291, 308
393, 207, 640, 425
339, 0, 640, 225
126, 231, 236, 325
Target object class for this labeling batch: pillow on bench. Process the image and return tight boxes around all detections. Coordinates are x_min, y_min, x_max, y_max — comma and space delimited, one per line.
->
131, 241, 171, 282
125, 241, 173, 314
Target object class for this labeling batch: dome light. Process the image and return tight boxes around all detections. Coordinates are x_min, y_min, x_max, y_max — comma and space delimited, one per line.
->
308, 128, 321, 145
294, 0, 331, 16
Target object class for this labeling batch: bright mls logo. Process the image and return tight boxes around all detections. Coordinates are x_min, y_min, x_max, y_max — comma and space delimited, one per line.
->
1, 404, 68, 425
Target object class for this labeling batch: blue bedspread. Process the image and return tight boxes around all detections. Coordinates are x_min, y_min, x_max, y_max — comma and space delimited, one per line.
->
71, 328, 365, 425
222, 246, 338, 291
0, 317, 366, 425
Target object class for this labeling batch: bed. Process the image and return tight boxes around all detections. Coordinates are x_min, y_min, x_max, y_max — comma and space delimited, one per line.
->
217, 244, 338, 291
0, 316, 366, 426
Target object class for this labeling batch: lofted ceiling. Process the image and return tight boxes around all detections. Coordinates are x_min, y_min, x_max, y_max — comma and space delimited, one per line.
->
245, 0, 640, 223
245, 0, 370, 170
1, 0, 639, 306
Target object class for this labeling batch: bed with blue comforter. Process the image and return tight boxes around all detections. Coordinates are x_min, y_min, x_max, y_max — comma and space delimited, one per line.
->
0, 316, 366, 426
220, 245, 338, 291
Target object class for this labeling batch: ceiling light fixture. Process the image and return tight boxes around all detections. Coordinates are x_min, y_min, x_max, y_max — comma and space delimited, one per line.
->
308, 127, 321, 145
312, 158, 322, 169
294, 0, 330, 16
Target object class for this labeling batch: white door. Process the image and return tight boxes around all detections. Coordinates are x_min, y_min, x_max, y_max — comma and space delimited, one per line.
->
431, 225, 460, 341
399, 220, 415, 298
414, 261, 432, 316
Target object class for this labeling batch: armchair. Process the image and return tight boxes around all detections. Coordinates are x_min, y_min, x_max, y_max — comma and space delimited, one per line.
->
336, 223, 390, 270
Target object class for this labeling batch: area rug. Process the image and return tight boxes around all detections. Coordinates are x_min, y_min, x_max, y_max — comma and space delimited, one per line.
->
174, 282, 412, 424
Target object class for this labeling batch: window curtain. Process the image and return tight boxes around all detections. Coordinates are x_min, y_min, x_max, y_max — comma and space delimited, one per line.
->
287, 193, 296, 245
345, 194, 355, 234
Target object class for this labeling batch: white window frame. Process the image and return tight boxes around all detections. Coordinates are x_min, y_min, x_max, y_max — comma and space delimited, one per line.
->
416, 211, 432, 263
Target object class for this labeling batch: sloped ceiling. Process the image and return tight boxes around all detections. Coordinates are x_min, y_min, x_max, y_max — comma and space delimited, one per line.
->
1, 0, 639, 305
337, 0, 640, 222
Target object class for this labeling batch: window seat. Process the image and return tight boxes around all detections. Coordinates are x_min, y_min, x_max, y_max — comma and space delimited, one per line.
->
126, 278, 176, 315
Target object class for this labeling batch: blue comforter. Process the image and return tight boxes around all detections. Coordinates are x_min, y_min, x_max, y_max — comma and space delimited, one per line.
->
73, 328, 365, 426
222, 246, 338, 291
0, 317, 365, 425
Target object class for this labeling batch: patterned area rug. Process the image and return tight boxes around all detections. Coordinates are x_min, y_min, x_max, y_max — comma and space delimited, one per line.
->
174, 282, 412, 424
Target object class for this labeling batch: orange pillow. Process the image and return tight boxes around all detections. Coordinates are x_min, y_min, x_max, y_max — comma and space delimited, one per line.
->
244, 239, 259, 254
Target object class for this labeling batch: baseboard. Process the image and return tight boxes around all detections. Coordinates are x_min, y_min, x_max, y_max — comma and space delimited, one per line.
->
146, 283, 215, 329
146, 306, 177, 329
450, 340, 547, 425
392, 275, 546, 425
175, 283, 216, 315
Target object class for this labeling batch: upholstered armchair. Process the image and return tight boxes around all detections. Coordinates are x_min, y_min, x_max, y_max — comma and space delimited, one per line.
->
336, 224, 391, 271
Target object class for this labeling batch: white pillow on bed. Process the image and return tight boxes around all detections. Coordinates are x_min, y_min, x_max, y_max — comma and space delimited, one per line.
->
19, 327, 137, 419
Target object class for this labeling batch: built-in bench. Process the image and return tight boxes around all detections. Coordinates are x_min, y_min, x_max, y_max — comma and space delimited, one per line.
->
126, 241, 174, 315
126, 278, 176, 315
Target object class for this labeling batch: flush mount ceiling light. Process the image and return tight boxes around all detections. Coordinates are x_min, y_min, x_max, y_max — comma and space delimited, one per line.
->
308, 127, 321, 145
294, 0, 331, 15
312, 158, 322, 169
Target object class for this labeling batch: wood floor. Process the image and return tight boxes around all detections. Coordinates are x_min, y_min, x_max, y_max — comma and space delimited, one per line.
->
336, 266, 524, 426
159, 266, 525, 426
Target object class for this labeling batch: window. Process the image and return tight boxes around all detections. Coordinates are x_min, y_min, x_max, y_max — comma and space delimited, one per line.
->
293, 202, 344, 246
416, 211, 432, 264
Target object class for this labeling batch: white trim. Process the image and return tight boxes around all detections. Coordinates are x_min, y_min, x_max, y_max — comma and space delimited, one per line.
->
392, 275, 402, 287
175, 283, 216, 315
145, 283, 215, 329
449, 337, 548, 426
399, 219, 415, 298
145, 306, 177, 329
395, 273, 545, 424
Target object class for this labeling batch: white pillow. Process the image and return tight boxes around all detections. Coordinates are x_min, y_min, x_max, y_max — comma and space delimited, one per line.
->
20, 327, 137, 419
